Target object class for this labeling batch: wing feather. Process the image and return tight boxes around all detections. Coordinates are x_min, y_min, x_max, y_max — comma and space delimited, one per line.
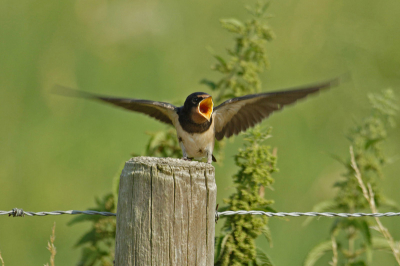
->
213, 77, 341, 140
53, 86, 178, 125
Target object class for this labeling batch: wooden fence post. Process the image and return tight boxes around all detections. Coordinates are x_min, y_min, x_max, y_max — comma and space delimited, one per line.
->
115, 157, 217, 266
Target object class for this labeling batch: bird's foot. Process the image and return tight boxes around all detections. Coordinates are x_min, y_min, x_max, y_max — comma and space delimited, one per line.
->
207, 154, 216, 164
182, 157, 193, 161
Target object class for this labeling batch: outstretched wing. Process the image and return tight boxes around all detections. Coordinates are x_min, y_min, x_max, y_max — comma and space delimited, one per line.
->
213, 77, 341, 140
53, 86, 178, 125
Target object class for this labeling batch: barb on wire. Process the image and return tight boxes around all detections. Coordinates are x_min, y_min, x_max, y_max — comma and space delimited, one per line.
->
2, 208, 400, 220
1, 208, 116, 217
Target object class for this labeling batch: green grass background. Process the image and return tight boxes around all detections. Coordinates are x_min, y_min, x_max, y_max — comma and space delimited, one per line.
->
1, 0, 399, 265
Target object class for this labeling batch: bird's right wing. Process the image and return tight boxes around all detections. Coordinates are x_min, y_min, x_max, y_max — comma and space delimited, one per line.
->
53, 86, 178, 125
213, 77, 342, 140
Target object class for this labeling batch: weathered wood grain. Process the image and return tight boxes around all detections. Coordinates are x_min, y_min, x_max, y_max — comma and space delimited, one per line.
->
115, 157, 217, 266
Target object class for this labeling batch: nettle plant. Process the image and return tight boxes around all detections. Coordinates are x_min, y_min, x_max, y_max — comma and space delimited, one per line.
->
215, 127, 277, 266
201, 0, 274, 102
71, 1, 278, 265
304, 89, 399, 266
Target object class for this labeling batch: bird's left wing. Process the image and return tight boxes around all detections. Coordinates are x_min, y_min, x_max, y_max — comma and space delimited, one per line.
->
54, 86, 178, 125
213, 77, 341, 140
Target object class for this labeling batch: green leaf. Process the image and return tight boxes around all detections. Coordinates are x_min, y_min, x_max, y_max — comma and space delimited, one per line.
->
380, 196, 400, 211
112, 163, 124, 206
68, 213, 101, 226
333, 180, 348, 188
261, 225, 273, 247
258, 205, 277, 213
245, 5, 255, 15
365, 138, 384, 149
371, 237, 394, 252
213, 55, 228, 69
366, 242, 373, 263
215, 233, 231, 263
349, 261, 367, 266
200, 79, 217, 90
328, 152, 347, 165
256, 248, 274, 266
217, 205, 230, 213
303, 240, 332, 266
78, 247, 99, 266
329, 218, 341, 235
220, 18, 245, 33
75, 229, 97, 247
214, 235, 224, 261
260, 1, 271, 14
339, 219, 371, 246
357, 219, 372, 246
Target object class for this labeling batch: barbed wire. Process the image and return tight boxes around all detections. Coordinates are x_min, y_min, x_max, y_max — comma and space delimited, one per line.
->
216, 211, 400, 219
2, 208, 400, 220
1, 208, 116, 217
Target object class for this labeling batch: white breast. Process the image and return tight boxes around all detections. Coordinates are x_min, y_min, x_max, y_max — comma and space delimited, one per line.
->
172, 116, 215, 159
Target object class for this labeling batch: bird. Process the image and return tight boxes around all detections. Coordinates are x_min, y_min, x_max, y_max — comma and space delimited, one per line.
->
54, 77, 342, 164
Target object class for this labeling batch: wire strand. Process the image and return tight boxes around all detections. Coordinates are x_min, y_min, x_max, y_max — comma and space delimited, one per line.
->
2, 208, 400, 219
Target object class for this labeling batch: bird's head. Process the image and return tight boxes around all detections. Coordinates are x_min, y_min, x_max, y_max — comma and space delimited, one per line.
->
184, 92, 213, 123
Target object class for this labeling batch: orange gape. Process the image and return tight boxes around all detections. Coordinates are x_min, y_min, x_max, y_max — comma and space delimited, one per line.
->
199, 97, 213, 121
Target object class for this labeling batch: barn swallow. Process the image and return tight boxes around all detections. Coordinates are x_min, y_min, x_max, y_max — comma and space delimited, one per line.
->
54, 77, 342, 163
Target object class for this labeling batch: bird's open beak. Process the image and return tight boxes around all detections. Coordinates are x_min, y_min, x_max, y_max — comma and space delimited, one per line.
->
198, 96, 213, 121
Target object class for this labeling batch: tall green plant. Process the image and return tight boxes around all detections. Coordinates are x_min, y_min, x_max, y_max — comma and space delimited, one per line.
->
304, 89, 398, 266
210, 3, 277, 264
215, 127, 277, 266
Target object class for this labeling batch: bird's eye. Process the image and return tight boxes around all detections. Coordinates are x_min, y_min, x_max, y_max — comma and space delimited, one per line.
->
192, 98, 198, 104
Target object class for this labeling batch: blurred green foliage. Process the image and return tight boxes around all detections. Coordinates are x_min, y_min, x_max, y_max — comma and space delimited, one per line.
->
1, 0, 400, 265
305, 89, 398, 266
143, 128, 182, 158
69, 194, 116, 266
69, 168, 120, 266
